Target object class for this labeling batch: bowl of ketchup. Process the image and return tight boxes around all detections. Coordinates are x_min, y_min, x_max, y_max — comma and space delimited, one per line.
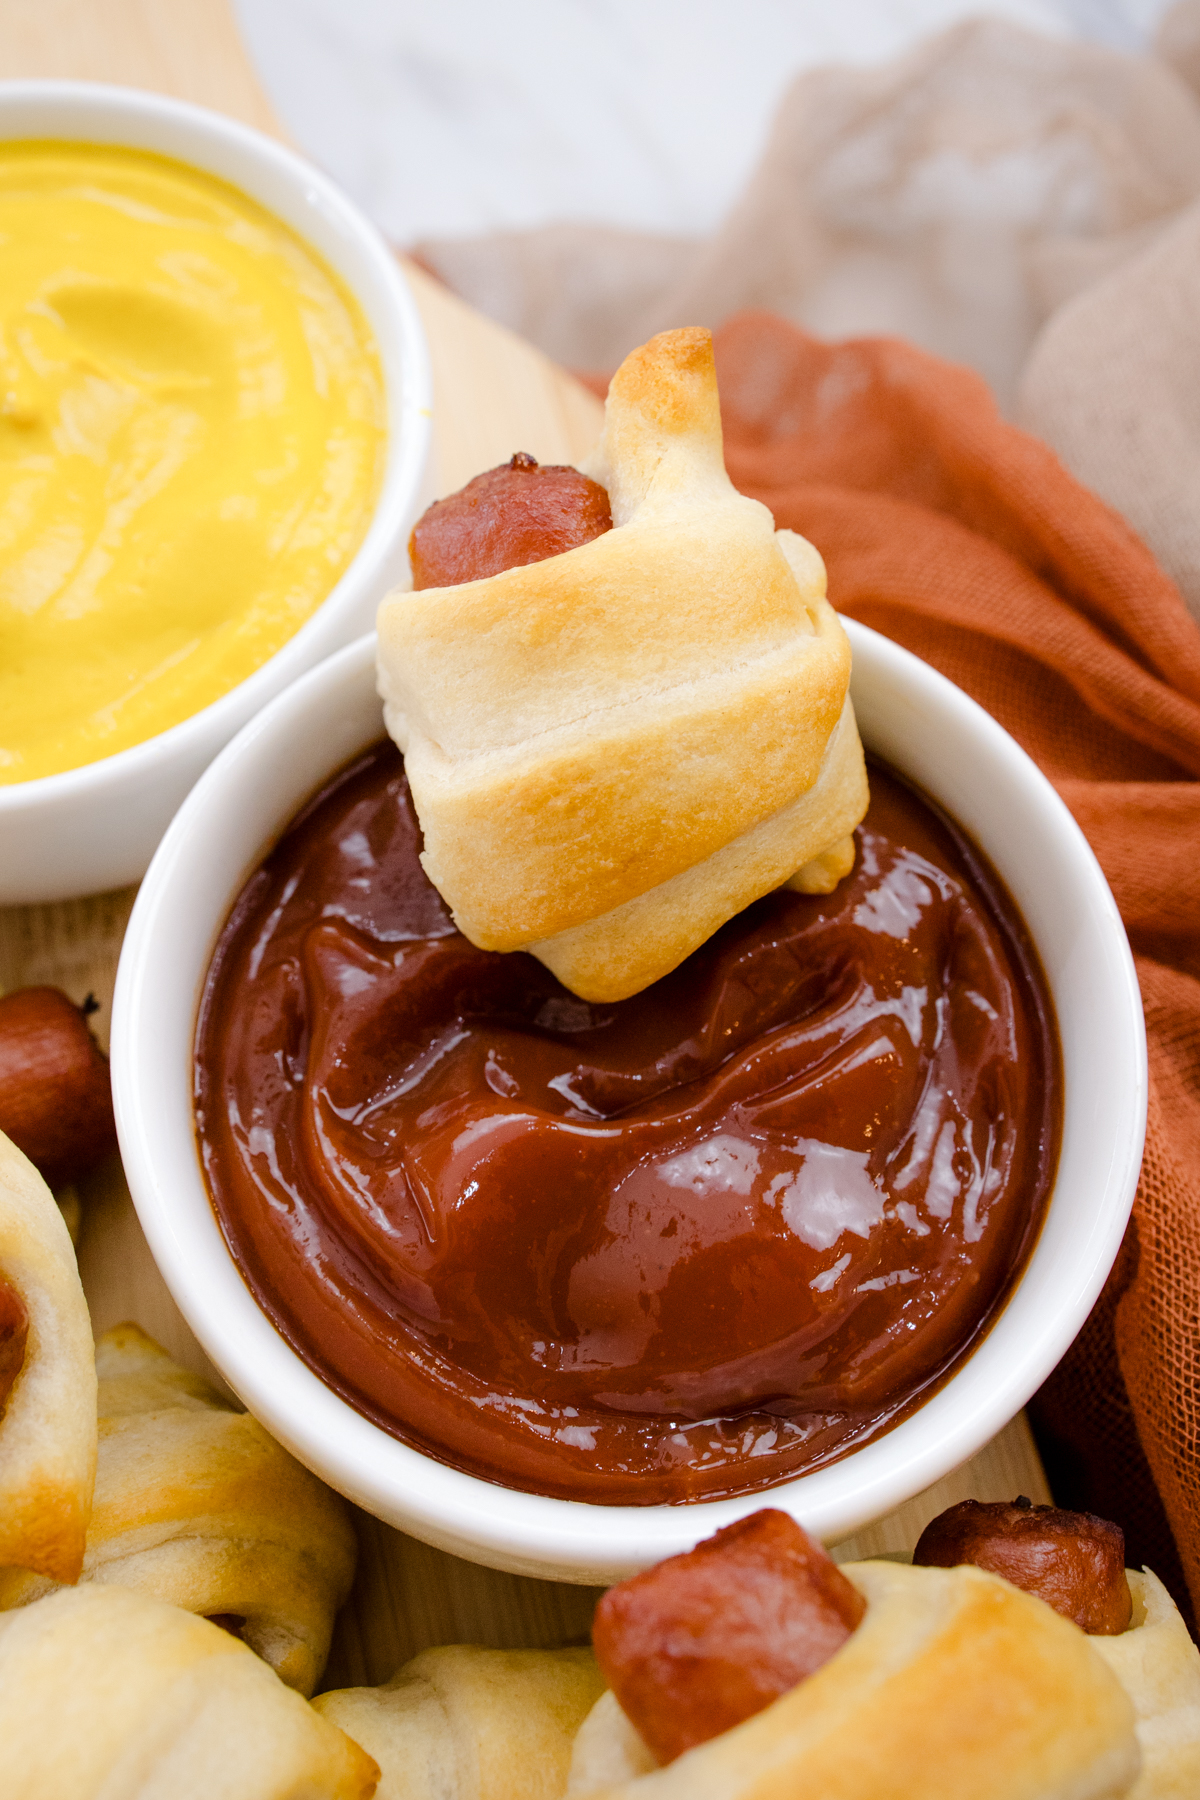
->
110, 577, 1145, 1582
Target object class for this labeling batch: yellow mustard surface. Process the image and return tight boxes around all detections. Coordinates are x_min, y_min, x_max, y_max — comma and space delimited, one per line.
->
0, 141, 386, 783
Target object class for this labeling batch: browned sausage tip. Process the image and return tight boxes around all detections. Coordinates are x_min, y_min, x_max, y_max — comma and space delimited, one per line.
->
592, 1508, 865, 1764
409, 453, 612, 589
912, 1498, 1131, 1635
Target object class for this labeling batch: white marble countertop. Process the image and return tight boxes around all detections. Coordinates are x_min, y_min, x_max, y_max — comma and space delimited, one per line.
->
236, 0, 1178, 246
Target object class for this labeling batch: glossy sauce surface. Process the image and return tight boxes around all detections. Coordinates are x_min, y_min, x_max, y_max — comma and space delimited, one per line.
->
0, 142, 384, 783
196, 744, 1060, 1503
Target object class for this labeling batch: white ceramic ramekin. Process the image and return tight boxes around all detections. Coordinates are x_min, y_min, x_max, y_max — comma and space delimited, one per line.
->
0, 81, 431, 904
111, 624, 1146, 1584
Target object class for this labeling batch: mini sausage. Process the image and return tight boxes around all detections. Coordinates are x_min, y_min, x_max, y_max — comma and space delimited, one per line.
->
912, 1497, 1131, 1635
409, 451, 612, 589
591, 1509, 865, 1764
0, 987, 117, 1189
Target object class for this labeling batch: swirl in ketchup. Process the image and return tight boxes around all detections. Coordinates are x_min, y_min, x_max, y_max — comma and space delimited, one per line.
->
195, 743, 1060, 1503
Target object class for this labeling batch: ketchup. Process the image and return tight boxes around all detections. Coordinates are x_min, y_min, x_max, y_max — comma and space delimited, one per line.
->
195, 745, 1060, 1504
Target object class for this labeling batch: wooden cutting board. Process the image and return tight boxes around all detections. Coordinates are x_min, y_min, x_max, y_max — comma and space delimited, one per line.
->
0, 0, 1050, 1691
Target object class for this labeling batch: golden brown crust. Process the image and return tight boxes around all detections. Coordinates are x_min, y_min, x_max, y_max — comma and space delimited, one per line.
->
569, 1561, 1139, 1800
0, 1323, 356, 1696
377, 329, 867, 999
315, 1644, 605, 1800
0, 1130, 96, 1582
0, 1583, 378, 1799
530, 695, 867, 1001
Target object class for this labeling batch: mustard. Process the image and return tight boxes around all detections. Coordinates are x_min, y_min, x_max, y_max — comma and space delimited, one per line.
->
0, 141, 386, 784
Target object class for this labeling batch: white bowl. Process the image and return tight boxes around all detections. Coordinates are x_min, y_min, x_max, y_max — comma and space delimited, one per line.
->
0, 81, 431, 904
112, 625, 1146, 1583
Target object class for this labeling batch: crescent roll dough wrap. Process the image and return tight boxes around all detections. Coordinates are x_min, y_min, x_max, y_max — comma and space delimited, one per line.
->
0, 1129, 96, 1582
377, 327, 869, 1002
1092, 1568, 1200, 1799
568, 1560, 1140, 1800
0, 1583, 378, 1800
315, 1644, 605, 1800
0, 1323, 356, 1696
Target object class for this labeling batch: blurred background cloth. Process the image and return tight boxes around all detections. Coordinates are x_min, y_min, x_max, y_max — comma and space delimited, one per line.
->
240, 0, 1200, 622
237, 0, 1185, 246
411, 16, 1200, 398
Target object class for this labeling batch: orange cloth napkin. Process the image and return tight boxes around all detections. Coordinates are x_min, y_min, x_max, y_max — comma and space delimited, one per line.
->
422, 5, 1200, 625
708, 311, 1200, 1623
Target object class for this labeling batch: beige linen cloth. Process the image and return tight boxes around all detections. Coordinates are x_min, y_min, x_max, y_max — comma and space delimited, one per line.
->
415, 1, 1200, 623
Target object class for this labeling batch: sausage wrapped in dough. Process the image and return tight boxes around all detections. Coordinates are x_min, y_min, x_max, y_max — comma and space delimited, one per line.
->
377, 327, 869, 1003
0, 1129, 96, 1582
0, 1322, 356, 1695
0, 1583, 377, 1800
315, 1643, 605, 1800
569, 1560, 1139, 1799
913, 1496, 1200, 1797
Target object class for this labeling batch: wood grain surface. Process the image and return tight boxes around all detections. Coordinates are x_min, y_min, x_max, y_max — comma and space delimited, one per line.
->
0, 0, 1051, 1692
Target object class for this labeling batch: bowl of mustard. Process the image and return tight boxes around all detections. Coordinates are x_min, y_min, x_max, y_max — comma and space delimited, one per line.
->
0, 82, 431, 903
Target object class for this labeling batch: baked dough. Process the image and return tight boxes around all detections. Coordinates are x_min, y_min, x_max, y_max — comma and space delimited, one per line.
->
377, 327, 869, 1002
0, 1129, 96, 1582
0, 1582, 378, 1800
315, 1643, 606, 1800
0, 1322, 357, 1696
1092, 1569, 1200, 1798
567, 1559, 1139, 1799
570, 1693, 658, 1790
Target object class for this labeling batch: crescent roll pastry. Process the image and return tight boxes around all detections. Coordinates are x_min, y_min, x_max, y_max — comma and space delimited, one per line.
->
913, 1497, 1200, 1795
314, 1644, 606, 1800
0, 1583, 378, 1800
568, 1560, 1140, 1800
1091, 1568, 1200, 1799
570, 1693, 658, 1792
0, 1129, 96, 1582
0, 1322, 356, 1696
377, 327, 869, 1003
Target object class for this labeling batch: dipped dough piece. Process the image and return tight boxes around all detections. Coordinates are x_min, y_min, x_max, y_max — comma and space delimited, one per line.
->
0, 1130, 96, 1581
567, 1560, 1139, 1800
1092, 1569, 1200, 1799
0, 1323, 356, 1696
378, 327, 868, 1003
0, 1583, 377, 1800
315, 1644, 606, 1800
